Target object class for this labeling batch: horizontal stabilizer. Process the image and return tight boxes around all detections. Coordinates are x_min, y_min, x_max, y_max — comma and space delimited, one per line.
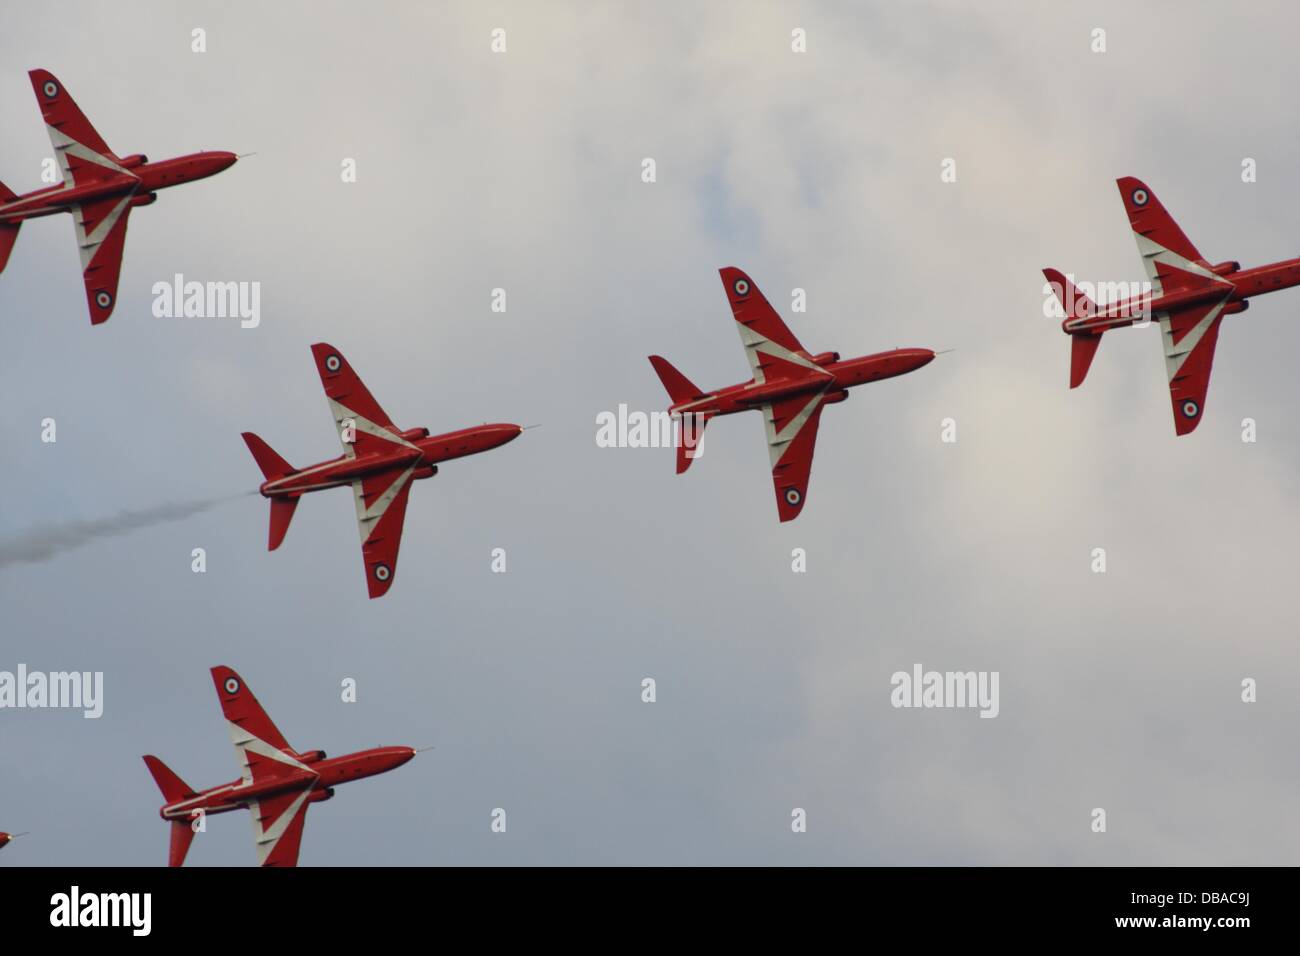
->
676, 412, 711, 474
0, 222, 19, 273
268, 497, 299, 551
242, 432, 294, 481
143, 754, 195, 803
1046, 268, 1106, 388
648, 355, 704, 405
1043, 268, 1096, 320
1070, 332, 1104, 389
167, 820, 196, 868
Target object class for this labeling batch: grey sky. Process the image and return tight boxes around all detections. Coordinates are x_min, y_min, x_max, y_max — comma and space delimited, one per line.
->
2, 0, 1298, 865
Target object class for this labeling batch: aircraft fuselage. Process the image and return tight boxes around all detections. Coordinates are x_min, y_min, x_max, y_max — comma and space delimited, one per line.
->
668, 347, 935, 418
258, 423, 522, 499
1061, 257, 1300, 336
0, 151, 237, 223
157, 745, 415, 821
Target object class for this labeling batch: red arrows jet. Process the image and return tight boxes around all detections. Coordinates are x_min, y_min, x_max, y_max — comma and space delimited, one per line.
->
0, 831, 24, 852
0, 68, 237, 324
1047, 176, 1300, 436
242, 343, 522, 598
648, 267, 936, 521
143, 666, 415, 867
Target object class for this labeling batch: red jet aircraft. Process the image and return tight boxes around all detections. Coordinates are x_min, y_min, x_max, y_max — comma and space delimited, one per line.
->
1048, 176, 1300, 436
242, 343, 522, 598
143, 666, 415, 867
649, 267, 936, 521
0, 68, 237, 324
0, 832, 24, 852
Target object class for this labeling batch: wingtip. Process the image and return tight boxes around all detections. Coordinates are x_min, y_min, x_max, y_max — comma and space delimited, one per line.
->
1116, 175, 1153, 202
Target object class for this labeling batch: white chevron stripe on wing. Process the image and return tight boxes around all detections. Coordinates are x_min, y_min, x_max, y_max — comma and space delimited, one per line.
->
328, 398, 418, 458
1133, 233, 1231, 297
1158, 294, 1231, 381
249, 788, 313, 866
350, 464, 417, 546
46, 125, 131, 187
762, 389, 828, 469
737, 323, 827, 383
226, 719, 313, 783
72, 194, 133, 270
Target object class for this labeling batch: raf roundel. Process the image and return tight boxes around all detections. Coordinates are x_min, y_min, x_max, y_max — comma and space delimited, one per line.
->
1132, 188, 1149, 207
95, 291, 112, 309
325, 354, 342, 373
1182, 400, 1200, 419
223, 677, 241, 695
733, 279, 750, 296
42, 80, 58, 98
785, 488, 802, 506
374, 564, 391, 582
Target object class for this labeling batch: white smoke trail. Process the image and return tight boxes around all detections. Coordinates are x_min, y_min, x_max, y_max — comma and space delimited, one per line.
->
0, 493, 251, 569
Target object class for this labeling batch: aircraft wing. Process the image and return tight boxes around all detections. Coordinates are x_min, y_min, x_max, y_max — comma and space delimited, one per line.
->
1157, 293, 1232, 436
73, 194, 134, 324
29, 69, 132, 187
310, 343, 419, 459
763, 389, 829, 522
1117, 177, 1231, 297
720, 266, 830, 384
352, 464, 417, 599
248, 788, 312, 867
211, 666, 316, 784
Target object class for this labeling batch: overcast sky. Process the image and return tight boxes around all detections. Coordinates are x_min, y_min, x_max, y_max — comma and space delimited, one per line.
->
2, 0, 1298, 866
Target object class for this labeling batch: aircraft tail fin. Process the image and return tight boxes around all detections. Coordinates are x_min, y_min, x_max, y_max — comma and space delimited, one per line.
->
648, 356, 711, 473
239, 434, 300, 549
141, 756, 199, 867
143, 755, 195, 802
0, 222, 20, 274
0, 179, 17, 202
166, 821, 196, 868
1069, 333, 1105, 389
241, 432, 295, 481
648, 355, 705, 405
1044, 268, 1104, 388
267, 497, 299, 551
675, 411, 711, 474
1043, 268, 1097, 320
